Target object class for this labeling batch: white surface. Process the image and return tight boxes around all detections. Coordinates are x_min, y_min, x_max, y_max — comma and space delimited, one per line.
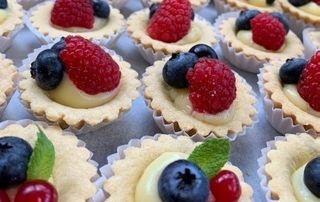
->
0, 1, 283, 201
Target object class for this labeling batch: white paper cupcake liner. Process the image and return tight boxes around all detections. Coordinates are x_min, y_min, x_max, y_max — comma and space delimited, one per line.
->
132, 15, 217, 64
17, 0, 44, 10
142, 70, 258, 141
214, 11, 265, 73
108, 0, 129, 9
24, 1, 124, 48
257, 68, 318, 136
302, 27, 320, 59
18, 41, 128, 135
284, 13, 316, 39
0, 119, 100, 202
213, 0, 237, 14
93, 133, 210, 201
0, 22, 24, 52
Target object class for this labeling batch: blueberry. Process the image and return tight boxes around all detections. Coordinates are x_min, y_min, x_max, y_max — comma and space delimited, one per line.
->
304, 157, 320, 197
270, 12, 290, 34
279, 58, 306, 84
162, 52, 198, 88
93, 0, 110, 19
0, 137, 33, 188
0, 0, 7, 9
288, 0, 310, 7
31, 49, 64, 90
51, 38, 65, 53
158, 160, 209, 202
149, 3, 194, 20
266, 0, 275, 5
235, 9, 261, 32
189, 44, 218, 59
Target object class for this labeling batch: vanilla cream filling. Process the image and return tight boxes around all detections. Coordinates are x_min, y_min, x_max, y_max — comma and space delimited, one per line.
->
135, 152, 188, 202
51, 17, 108, 33
47, 74, 120, 108
292, 164, 320, 202
283, 84, 320, 117
248, 0, 268, 7
167, 87, 236, 125
299, 2, 320, 17
176, 22, 202, 45
237, 30, 286, 52
0, 9, 9, 24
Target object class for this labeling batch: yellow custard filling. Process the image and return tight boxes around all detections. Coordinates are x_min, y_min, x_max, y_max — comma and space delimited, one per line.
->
52, 17, 108, 33
283, 84, 320, 117
0, 9, 9, 24
48, 74, 119, 108
176, 22, 202, 45
135, 152, 188, 202
237, 30, 286, 52
292, 164, 320, 202
167, 87, 236, 125
299, 2, 320, 17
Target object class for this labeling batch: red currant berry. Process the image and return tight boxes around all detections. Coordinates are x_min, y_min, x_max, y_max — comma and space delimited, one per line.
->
14, 180, 58, 202
210, 170, 241, 202
0, 190, 10, 202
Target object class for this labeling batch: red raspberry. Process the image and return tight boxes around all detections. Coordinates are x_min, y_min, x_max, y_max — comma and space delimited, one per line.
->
186, 58, 236, 114
297, 51, 320, 112
313, 0, 320, 5
250, 13, 286, 51
147, 0, 192, 43
51, 0, 94, 29
59, 36, 121, 95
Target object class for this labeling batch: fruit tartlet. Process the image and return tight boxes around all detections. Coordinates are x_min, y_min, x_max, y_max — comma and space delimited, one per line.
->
127, 0, 217, 64
95, 134, 253, 201
143, 44, 256, 140
140, 0, 209, 10
0, 54, 16, 116
18, 35, 140, 133
258, 133, 320, 202
213, 0, 281, 14
26, 0, 125, 47
0, 0, 23, 52
279, 0, 320, 37
214, 10, 304, 73
259, 50, 320, 136
303, 27, 320, 59
0, 120, 98, 201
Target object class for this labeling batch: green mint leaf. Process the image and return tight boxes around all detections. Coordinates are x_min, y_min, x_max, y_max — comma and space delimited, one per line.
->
27, 125, 55, 180
188, 139, 230, 178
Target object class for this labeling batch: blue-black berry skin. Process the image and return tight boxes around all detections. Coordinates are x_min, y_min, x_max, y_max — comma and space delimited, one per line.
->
279, 58, 306, 84
93, 0, 110, 19
189, 44, 218, 59
31, 49, 64, 90
162, 52, 198, 88
288, 0, 310, 7
0, 0, 7, 9
0, 137, 33, 188
158, 160, 209, 202
270, 12, 290, 34
51, 38, 66, 53
304, 157, 320, 197
235, 9, 261, 32
266, 0, 275, 5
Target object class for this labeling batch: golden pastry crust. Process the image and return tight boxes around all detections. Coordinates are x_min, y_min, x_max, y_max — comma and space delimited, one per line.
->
104, 135, 253, 202
0, 54, 16, 110
218, 17, 304, 62
127, 9, 217, 55
18, 51, 140, 130
263, 61, 320, 133
29, 1, 125, 41
279, 0, 320, 26
0, 0, 23, 36
222, 0, 281, 12
264, 134, 320, 202
143, 59, 256, 138
0, 121, 97, 201
143, 0, 209, 9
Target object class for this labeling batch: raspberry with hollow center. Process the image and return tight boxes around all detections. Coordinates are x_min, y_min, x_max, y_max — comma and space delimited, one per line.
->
59, 36, 121, 95
250, 13, 286, 51
186, 58, 236, 114
297, 51, 320, 112
51, 0, 94, 29
147, 0, 192, 43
